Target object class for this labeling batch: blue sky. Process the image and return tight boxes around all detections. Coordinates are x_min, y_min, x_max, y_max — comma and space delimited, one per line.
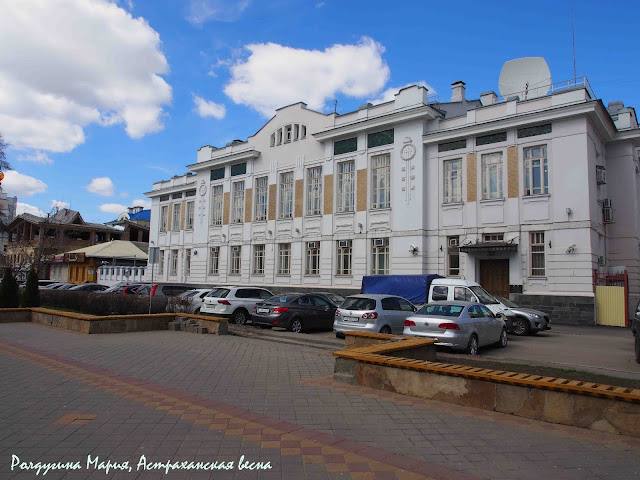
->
1, 0, 638, 223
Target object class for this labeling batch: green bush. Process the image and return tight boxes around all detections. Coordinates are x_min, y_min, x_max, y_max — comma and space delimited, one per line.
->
39, 290, 168, 316
0, 267, 19, 308
21, 268, 40, 307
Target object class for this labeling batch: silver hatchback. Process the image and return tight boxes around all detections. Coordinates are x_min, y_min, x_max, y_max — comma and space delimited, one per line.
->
334, 294, 417, 337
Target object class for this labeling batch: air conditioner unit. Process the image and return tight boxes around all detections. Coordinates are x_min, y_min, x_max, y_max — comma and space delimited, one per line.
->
338, 240, 350, 248
232, 246, 240, 252
603, 198, 612, 208
373, 238, 387, 247
598, 255, 606, 266
603, 207, 614, 223
596, 166, 606, 185
307, 241, 317, 249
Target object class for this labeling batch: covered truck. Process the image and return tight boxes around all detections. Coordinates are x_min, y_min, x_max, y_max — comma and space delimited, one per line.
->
360, 274, 442, 305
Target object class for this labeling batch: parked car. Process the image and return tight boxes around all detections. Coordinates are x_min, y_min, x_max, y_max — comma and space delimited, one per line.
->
100, 282, 132, 294
135, 283, 194, 297
69, 283, 109, 292
45, 282, 76, 290
38, 280, 59, 289
334, 294, 417, 338
123, 283, 145, 294
403, 301, 508, 355
166, 288, 211, 314
200, 286, 274, 324
315, 292, 346, 306
633, 301, 640, 364
251, 293, 339, 332
493, 296, 551, 336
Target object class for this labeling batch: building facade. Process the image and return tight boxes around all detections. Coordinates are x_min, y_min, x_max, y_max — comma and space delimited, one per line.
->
146, 79, 640, 324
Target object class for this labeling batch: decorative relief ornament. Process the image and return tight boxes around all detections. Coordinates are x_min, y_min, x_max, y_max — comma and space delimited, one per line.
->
401, 137, 416, 161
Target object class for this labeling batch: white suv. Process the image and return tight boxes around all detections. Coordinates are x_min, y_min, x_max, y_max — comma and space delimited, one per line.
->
200, 286, 274, 324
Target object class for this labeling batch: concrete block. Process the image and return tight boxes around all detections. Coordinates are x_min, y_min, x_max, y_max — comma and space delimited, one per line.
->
168, 322, 181, 331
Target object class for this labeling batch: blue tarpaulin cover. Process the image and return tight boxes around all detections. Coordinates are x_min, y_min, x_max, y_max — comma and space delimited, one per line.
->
360, 274, 443, 305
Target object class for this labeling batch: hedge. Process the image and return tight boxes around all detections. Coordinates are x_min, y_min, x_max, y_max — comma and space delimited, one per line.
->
39, 290, 169, 316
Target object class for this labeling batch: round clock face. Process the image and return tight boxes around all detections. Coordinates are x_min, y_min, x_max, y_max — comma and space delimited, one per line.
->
401, 143, 416, 161
199, 184, 207, 196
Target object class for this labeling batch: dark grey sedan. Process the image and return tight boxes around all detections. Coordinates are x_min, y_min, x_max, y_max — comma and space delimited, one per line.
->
251, 293, 339, 333
494, 296, 551, 336
403, 301, 508, 355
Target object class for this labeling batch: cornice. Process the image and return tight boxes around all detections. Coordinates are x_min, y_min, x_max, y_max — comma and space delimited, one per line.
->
187, 149, 260, 171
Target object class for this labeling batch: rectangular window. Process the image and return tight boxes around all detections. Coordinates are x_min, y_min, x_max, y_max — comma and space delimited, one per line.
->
438, 139, 466, 152
170, 250, 178, 275
524, 145, 549, 195
185, 189, 196, 197
279, 171, 294, 218
253, 244, 265, 274
231, 181, 245, 223
254, 176, 268, 221
210, 167, 225, 181
160, 206, 168, 232
443, 159, 462, 203
448, 236, 460, 276
371, 238, 389, 275
371, 153, 391, 209
172, 203, 181, 231
305, 242, 320, 275
159, 195, 170, 202
172, 193, 182, 200
185, 249, 191, 275
209, 247, 219, 274
334, 137, 358, 155
285, 125, 292, 143
211, 185, 223, 225
530, 232, 545, 277
306, 166, 322, 216
278, 243, 291, 275
337, 160, 355, 213
476, 132, 507, 146
230, 246, 241, 275
230, 163, 246, 177
157, 250, 164, 275
518, 124, 552, 139
481, 152, 503, 200
185, 201, 195, 229
483, 233, 504, 242
367, 129, 394, 148
337, 240, 352, 275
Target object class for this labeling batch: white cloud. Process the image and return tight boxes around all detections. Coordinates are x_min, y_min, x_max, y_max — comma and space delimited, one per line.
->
315, 2, 325, 7
2, 170, 47, 197
193, 95, 226, 119
132, 198, 151, 209
0, 0, 171, 152
224, 37, 390, 117
16, 202, 45, 217
17, 151, 54, 165
51, 200, 70, 210
368, 81, 437, 105
99, 203, 128, 215
186, 0, 250, 25
86, 177, 115, 197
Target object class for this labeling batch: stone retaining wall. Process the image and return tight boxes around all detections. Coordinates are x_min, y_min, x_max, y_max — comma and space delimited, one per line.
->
0, 308, 228, 335
511, 293, 595, 325
335, 336, 640, 437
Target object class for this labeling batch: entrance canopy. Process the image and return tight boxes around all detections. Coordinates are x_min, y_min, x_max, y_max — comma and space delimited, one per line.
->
459, 242, 518, 255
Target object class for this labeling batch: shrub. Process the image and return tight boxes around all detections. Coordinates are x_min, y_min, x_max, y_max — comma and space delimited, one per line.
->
21, 268, 40, 307
0, 267, 19, 308
39, 290, 169, 316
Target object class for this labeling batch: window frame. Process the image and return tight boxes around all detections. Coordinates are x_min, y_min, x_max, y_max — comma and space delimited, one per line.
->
443, 158, 462, 204
185, 201, 195, 230
253, 244, 265, 275
336, 160, 355, 213
160, 205, 168, 232
524, 145, 549, 196
210, 185, 223, 226
157, 250, 164, 275
230, 246, 241, 275
371, 238, 389, 275
278, 243, 291, 275
447, 236, 460, 276
306, 166, 323, 216
254, 176, 268, 221
185, 249, 191, 275
278, 171, 294, 219
530, 231, 546, 277
371, 153, 391, 210
231, 181, 245, 224
481, 151, 503, 200
209, 247, 219, 275
305, 242, 320, 275
170, 250, 178, 276
171, 203, 181, 231
336, 240, 352, 276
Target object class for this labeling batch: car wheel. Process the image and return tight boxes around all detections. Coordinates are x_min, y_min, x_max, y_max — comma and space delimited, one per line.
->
498, 329, 508, 348
380, 325, 392, 335
232, 309, 249, 325
465, 335, 479, 355
512, 318, 530, 336
335, 332, 345, 339
289, 318, 303, 333
635, 335, 640, 364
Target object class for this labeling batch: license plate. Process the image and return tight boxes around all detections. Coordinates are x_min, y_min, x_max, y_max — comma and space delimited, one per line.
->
257, 308, 270, 313
343, 316, 359, 322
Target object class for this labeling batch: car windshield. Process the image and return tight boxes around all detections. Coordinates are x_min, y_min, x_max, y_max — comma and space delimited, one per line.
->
267, 295, 296, 303
495, 296, 518, 308
417, 304, 464, 317
341, 297, 376, 311
207, 288, 230, 298
470, 286, 499, 304
180, 291, 199, 298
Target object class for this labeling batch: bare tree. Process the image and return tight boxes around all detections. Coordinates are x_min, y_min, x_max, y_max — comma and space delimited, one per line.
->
0, 133, 10, 171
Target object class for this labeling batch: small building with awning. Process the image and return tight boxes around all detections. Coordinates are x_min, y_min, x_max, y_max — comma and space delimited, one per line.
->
49, 240, 148, 285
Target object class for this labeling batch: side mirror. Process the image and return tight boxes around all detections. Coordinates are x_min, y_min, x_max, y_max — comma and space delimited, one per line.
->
496, 312, 503, 318
413, 306, 418, 312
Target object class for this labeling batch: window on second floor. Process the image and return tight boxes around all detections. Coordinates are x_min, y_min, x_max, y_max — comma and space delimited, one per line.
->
185, 201, 195, 230
443, 159, 462, 203
160, 206, 168, 232
524, 145, 549, 196
254, 176, 268, 221
337, 160, 355, 213
306, 166, 322, 216
481, 152, 503, 200
231, 181, 245, 223
172, 203, 181, 231
371, 154, 391, 209
279, 171, 294, 218
211, 185, 223, 225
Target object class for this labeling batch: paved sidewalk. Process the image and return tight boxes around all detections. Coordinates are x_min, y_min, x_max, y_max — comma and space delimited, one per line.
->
0, 323, 639, 479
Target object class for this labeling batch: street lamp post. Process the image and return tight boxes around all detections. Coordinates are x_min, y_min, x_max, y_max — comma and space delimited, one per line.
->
148, 242, 156, 314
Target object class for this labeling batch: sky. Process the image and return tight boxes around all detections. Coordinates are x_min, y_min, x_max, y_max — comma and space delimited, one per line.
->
0, 0, 638, 223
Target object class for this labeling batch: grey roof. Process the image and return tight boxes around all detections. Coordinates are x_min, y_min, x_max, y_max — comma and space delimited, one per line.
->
431, 99, 483, 119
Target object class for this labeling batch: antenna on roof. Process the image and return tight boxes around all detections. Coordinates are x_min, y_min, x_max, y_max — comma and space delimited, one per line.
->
333, 99, 337, 114
571, 4, 577, 82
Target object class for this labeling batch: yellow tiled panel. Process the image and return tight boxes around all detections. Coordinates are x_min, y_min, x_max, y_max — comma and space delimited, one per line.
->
324, 174, 333, 214
223, 192, 230, 225
507, 146, 519, 198
466, 153, 476, 202
357, 169, 367, 211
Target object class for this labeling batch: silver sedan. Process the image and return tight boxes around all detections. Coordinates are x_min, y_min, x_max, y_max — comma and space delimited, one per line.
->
403, 301, 508, 355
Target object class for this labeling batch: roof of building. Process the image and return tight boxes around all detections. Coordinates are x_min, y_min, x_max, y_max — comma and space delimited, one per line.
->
8, 208, 121, 232
107, 209, 151, 224
65, 240, 148, 260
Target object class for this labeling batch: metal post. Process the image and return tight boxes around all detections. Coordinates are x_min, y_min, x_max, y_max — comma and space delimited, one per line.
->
148, 242, 155, 315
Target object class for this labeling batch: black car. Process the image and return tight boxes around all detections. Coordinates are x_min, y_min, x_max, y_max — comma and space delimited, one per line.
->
69, 283, 109, 292
251, 293, 339, 333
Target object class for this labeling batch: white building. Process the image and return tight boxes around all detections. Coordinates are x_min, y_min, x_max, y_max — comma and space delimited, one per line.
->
146, 77, 640, 324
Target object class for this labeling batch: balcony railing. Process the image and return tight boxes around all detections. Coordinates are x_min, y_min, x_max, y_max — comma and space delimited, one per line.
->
497, 76, 595, 103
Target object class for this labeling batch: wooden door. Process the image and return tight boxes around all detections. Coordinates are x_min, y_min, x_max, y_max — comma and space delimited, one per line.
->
480, 259, 509, 298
